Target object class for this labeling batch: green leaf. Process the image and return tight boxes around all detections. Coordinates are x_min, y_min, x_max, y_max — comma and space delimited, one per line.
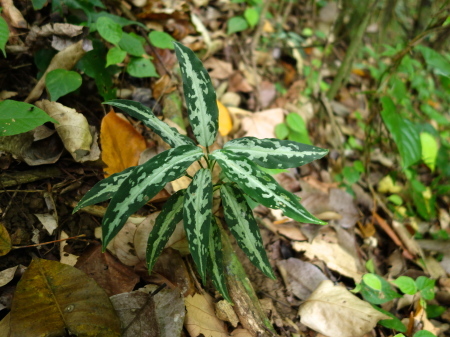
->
149, 31, 175, 49
426, 304, 445, 319
414, 331, 437, 337
393, 276, 417, 295
275, 123, 289, 139
221, 183, 275, 279
32, 0, 47, 10
45, 69, 82, 101
420, 132, 438, 172
92, 12, 146, 29
0, 100, 57, 136
381, 96, 421, 168
227, 16, 249, 34
387, 194, 403, 206
183, 169, 213, 283
106, 47, 127, 67
223, 137, 328, 169
0, 15, 9, 57
146, 190, 185, 272
127, 57, 158, 78
96, 16, 123, 45
416, 276, 435, 300
102, 145, 202, 249
360, 273, 401, 304
173, 42, 218, 147
373, 306, 407, 332
210, 150, 326, 225
417, 45, 450, 78
363, 273, 382, 291
118, 32, 145, 56
244, 8, 259, 28
73, 166, 135, 213
286, 113, 306, 133
105, 99, 195, 148
208, 219, 231, 302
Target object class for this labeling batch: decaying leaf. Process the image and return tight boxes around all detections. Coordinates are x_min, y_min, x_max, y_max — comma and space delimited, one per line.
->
35, 100, 98, 162
0, 265, 17, 287
240, 108, 286, 139
185, 293, 228, 337
100, 109, 147, 177
1, 0, 27, 28
0, 222, 12, 256
110, 291, 160, 337
10, 258, 121, 337
217, 100, 233, 136
299, 280, 390, 337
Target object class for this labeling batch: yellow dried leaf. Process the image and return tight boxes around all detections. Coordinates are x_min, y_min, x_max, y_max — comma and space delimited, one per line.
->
0, 222, 11, 256
101, 109, 147, 177
217, 100, 233, 136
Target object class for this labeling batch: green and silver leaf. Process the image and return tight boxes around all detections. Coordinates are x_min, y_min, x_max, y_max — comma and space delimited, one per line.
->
173, 42, 218, 147
105, 99, 195, 148
224, 137, 328, 169
146, 189, 185, 272
208, 218, 231, 302
183, 169, 213, 283
221, 183, 275, 279
210, 150, 326, 225
73, 166, 135, 213
102, 145, 202, 249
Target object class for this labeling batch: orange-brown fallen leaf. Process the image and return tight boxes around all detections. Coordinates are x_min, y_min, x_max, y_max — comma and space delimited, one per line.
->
217, 100, 233, 136
100, 109, 147, 177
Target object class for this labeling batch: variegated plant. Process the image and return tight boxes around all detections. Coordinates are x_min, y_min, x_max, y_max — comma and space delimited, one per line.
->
73, 42, 328, 301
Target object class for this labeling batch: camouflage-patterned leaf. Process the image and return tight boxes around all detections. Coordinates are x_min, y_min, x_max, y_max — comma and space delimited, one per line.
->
208, 218, 231, 302
105, 99, 195, 148
221, 183, 275, 279
223, 137, 328, 169
173, 42, 218, 147
183, 169, 212, 283
146, 189, 185, 272
102, 145, 202, 249
73, 166, 135, 213
210, 150, 326, 225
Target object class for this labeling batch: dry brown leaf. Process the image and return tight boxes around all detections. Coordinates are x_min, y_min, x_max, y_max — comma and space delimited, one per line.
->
277, 258, 328, 300
100, 110, 147, 177
112, 221, 141, 266
299, 280, 389, 337
35, 100, 96, 162
59, 231, 79, 266
230, 328, 253, 336
185, 293, 228, 337
240, 108, 286, 139
75, 243, 140, 296
1, 0, 27, 28
228, 72, 253, 93
0, 265, 17, 287
215, 300, 239, 327
293, 228, 364, 282
25, 40, 88, 103
0, 222, 12, 256
203, 58, 233, 80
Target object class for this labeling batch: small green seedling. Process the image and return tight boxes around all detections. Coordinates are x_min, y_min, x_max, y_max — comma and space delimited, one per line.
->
73, 42, 328, 300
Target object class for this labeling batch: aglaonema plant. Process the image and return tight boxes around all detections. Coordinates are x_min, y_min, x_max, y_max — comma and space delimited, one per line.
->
73, 42, 328, 301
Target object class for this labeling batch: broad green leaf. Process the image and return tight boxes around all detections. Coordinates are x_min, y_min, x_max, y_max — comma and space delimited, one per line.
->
381, 96, 421, 168
183, 169, 213, 283
363, 273, 382, 291
208, 219, 231, 302
414, 331, 437, 337
210, 150, 326, 225
118, 32, 145, 56
393, 276, 417, 295
360, 273, 401, 304
96, 16, 123, 45
223, 137, 328, 169
0, 100, 57, 136
92, 12, 145, 29
415, 276, 435, 300
420, 132, 438, 172
227, 16, 249, 34
0, 16, 8, 57
149, 31, 175, 49
105, 99, 195, 148
127, 57, 158, 78
221, 183, 275, 279
106, 47, 126, 67
32, 0, 47, 10
417, 45, 450, 78
244, 8, 259, 28
146, 190, 185, 272
46, 69, 82, 101
286, 113, 306, 133
102, 145, 202, 248
275, 123, 289, 139
73, 166, 136, 213
174, 42, 218, 147
373, 306, 406, 332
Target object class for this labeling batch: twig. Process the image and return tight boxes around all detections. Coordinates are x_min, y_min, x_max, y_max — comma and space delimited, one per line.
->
12, 234, 87, 249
